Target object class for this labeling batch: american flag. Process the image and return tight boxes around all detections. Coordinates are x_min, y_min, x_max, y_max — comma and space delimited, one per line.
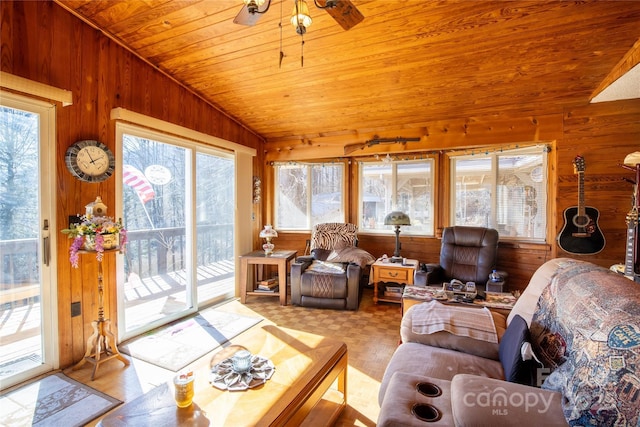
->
123, 165, 155, 203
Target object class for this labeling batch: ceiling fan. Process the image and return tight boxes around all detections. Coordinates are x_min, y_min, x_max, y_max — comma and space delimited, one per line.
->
234, 0, 364, 33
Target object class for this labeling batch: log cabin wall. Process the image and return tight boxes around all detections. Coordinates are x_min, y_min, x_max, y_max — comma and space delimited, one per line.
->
264, 100, 640, 293
1, 1, 639, 369
1, 1, 264, 368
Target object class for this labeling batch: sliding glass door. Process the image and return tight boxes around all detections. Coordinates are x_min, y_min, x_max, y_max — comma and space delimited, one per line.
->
117, 124, 235, 340
0, 92, 57, 389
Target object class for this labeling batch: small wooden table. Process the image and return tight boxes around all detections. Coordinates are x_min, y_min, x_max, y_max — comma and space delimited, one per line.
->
98, 325, 347, 427
240, 250, 297, 306
371, 258, 418, 304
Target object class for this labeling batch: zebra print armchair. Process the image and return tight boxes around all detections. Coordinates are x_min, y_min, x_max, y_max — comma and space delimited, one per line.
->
291, 223, 373, 310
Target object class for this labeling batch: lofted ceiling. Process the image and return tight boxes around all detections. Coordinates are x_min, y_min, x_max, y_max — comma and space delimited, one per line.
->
54, 0, 640, 150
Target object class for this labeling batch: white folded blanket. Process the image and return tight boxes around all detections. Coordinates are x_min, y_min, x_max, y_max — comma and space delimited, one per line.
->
411, 300, 498, 343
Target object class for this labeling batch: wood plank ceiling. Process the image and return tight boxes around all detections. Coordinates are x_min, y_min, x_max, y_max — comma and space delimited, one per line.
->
54, 0, 640, 152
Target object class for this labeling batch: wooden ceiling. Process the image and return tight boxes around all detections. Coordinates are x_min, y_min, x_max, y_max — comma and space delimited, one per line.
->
55, 1, 640, 151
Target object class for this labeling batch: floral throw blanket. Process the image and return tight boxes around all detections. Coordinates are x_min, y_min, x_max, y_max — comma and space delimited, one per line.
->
530, 259, 640, 426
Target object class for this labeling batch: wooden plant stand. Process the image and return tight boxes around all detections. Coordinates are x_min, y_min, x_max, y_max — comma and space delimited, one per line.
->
73, 252, 129, 379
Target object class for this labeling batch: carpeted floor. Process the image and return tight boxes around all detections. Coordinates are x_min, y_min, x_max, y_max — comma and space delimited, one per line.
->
1, 372, 121, 427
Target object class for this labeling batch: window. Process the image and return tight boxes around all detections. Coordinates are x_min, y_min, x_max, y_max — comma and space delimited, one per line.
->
359, 159, 435, 235
274, 162, 345, 230
451, 146, 547, 241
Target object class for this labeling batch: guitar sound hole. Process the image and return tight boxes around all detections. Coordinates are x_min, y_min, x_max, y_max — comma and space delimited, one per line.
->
572, 214, 590, 227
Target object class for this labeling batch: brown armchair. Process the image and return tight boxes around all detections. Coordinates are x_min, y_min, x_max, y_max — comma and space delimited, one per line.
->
415, 226, 500, 289
290, 223, 374, 310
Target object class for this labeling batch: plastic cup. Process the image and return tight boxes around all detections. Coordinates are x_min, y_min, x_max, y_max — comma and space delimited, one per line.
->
174, 371, 195, 408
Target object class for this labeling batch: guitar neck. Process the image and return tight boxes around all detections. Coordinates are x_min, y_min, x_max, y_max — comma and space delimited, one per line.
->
626, 208, 639, 278
577, 170, 585, 217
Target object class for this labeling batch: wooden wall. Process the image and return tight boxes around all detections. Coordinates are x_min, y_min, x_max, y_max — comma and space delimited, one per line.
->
265, 101, 640, 293
1, 1, 264, 368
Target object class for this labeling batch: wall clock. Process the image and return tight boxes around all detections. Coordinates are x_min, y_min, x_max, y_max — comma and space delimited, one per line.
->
65, 140, 115, 183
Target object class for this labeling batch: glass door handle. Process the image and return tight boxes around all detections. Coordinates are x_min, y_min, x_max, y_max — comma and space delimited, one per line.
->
43, 219, 50, 266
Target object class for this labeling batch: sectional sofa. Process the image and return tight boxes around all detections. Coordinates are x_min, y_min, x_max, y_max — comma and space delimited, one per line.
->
377, 258, 640, 426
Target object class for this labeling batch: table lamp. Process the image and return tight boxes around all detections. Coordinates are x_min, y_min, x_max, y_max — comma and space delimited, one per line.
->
259, 224, 278, 255
384, 211, 411, 263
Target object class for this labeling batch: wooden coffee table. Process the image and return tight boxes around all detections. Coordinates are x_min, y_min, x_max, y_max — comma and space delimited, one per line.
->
98, 325, 347, 426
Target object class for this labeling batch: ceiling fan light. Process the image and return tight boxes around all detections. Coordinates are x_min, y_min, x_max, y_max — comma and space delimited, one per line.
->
291, 0, 312, 34
245, 0, 266, 14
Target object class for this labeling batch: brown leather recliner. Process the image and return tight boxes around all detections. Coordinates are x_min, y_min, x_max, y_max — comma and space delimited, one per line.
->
415, 226, 500, 288
290, 223, 373, 310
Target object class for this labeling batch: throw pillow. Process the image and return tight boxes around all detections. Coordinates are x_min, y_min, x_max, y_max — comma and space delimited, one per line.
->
326, 246, 375, 268
499, 314, 537, 386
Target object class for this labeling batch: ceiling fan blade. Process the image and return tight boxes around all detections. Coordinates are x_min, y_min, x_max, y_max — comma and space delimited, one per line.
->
323, 0, 364, 31
233, 2, 269, 26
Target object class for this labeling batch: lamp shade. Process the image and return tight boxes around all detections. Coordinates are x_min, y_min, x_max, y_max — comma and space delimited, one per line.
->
259, 224, 278, 238
384, 211, 411, 226
291, 0, 312, 33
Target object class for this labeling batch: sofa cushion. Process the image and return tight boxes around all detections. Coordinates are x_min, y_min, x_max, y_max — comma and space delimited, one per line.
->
499, 314, 536, 386
378, 342, 504, 406
401, 302, 506, 360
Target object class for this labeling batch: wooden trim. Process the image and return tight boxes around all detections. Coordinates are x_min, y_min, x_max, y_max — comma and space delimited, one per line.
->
591, 37, 640, 100
110, 108, 256, 156
0, 71, 73, 106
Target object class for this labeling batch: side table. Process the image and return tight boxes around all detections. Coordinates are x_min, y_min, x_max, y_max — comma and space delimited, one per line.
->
371, 259, 418, 304
239, 249, 297, 306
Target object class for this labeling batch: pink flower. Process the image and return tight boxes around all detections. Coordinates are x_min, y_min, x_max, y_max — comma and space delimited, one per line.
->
70, 236, 84, 268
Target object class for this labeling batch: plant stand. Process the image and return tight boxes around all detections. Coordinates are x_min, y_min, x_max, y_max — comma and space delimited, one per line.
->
72, 252, 129, 379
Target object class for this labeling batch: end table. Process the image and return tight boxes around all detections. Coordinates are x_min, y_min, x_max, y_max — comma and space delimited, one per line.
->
371, 258, 418, 304
239, 250, 297, 306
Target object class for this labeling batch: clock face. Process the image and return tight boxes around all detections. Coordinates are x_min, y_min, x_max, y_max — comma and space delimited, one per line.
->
65, 140, 115, 182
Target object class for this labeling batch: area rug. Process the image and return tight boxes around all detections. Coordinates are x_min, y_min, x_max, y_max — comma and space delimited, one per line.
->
0, 372, 121, 427
120, 309, 262, 371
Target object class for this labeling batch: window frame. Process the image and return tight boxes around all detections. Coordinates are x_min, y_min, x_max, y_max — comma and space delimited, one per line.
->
114, 118, 250, 341
357, 156, 436, 237
448, 145, 549, 243
273, 161, 347, 231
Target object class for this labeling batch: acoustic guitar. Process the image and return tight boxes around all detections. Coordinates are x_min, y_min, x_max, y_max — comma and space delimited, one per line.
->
557, 155, 605, 255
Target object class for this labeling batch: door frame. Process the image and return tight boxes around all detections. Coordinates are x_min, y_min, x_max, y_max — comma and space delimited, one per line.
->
0, 91, 59, 389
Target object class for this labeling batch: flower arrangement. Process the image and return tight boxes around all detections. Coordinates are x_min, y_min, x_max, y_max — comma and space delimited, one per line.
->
61, 214, 127, 268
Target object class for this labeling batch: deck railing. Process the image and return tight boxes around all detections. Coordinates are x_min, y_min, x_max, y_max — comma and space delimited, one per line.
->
1, 223, 234, 306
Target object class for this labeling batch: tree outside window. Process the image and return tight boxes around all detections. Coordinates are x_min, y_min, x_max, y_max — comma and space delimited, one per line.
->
275, 163, 345, 230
